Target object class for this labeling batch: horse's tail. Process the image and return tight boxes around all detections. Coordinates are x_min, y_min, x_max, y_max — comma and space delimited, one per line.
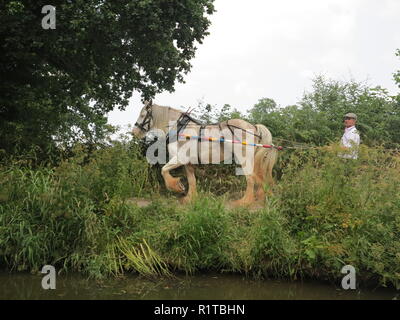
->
254, 124, 278, 187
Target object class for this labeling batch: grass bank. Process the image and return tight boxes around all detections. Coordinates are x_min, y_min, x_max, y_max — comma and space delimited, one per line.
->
0, 141, 399, 289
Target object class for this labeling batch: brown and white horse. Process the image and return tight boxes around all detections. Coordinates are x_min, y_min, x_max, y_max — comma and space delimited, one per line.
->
133, 101, 278, 206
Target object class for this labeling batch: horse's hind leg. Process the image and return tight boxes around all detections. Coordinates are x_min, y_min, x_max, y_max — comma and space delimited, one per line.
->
254, 158, 275, 201
181, 164, 197, 204
232, 174, 255, 207
254, 174, 267, 202
161, 156, 185, 194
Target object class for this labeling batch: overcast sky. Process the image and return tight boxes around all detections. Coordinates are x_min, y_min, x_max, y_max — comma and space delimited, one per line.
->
108, 0, 400, 130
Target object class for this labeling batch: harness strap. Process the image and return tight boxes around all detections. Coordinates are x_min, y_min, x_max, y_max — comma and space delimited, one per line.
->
226, 124, 236, 163
224, 122, 262, 163
166, 112, 192, 145
198, 125, 206, 164
135, 101, 154, 132
226, 123, 262, 140
167, 115, 263, 164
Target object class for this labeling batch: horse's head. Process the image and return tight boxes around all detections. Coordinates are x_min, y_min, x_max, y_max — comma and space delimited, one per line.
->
133, 100, 153, 138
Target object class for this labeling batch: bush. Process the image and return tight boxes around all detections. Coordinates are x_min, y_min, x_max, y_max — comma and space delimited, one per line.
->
159, 197, 230, 273
275, 145, 400, 287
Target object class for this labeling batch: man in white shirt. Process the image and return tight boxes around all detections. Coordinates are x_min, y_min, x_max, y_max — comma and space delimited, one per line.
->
339, 113, 360, 159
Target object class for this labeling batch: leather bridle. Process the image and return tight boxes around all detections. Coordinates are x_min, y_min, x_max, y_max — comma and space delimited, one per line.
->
134, 103, 153, 133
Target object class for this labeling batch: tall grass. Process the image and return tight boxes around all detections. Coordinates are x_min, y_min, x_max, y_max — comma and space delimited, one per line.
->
117, 237, 172, 277
0, 141, 399, 288
0, 141, 158, 278
157, 197, 230, 274
275, 144, 400, 286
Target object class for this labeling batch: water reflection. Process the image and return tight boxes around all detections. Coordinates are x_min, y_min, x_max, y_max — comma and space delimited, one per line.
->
0, 272, 397, 300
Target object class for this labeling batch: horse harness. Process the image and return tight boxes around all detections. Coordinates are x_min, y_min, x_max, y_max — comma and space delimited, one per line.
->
134, 103, 153, 132
171, 113, 262, 164
136, 104, 263, 164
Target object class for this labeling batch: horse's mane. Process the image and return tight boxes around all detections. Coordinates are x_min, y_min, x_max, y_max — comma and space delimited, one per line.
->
152, 104, 184, 133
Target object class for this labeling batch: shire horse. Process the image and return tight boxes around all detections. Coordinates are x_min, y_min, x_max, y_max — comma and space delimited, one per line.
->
133, 101, 278, 206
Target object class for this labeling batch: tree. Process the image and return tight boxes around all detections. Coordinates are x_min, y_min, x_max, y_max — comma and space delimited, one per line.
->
246, 76, 400, 148
247, 98, 277, 124
216, 104, 232, 122
216, 104, 244, 122
192, 101, 245, 124
394, 49, 400, 108
301, 76, 400, 147
0, 0, 215, 157
394, 49, 400, 89
192, 101, 217, 124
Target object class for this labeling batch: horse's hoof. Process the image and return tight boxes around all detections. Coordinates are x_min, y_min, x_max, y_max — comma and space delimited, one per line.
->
178, 180, 185, 193
232, 198, 253, 207
171, 178, 185, 193
166, 177, 185, 193
180, 196, 192, 204
255, 191, 266, 202
231, 199, 244, 208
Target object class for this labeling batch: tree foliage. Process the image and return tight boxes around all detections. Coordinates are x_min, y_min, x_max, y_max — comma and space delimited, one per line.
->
0, 0, 215, 157
247, 75, 400, 149
394, 49, 400, 88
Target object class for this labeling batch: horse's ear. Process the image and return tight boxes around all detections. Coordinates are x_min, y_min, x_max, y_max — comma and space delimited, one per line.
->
144, 99, 153, 109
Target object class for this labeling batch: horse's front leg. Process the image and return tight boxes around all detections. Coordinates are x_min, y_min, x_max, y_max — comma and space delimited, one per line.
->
161, 156, 185, 194
181, 164, 197, 204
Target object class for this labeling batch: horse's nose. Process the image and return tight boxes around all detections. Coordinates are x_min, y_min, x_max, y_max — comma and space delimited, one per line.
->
132, 127, 141, 137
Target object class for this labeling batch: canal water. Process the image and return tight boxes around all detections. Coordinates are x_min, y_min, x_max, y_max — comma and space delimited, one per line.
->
0, 272, 398, 300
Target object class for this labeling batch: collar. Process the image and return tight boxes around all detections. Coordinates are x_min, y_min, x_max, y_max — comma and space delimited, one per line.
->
345, 125, 356, 133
